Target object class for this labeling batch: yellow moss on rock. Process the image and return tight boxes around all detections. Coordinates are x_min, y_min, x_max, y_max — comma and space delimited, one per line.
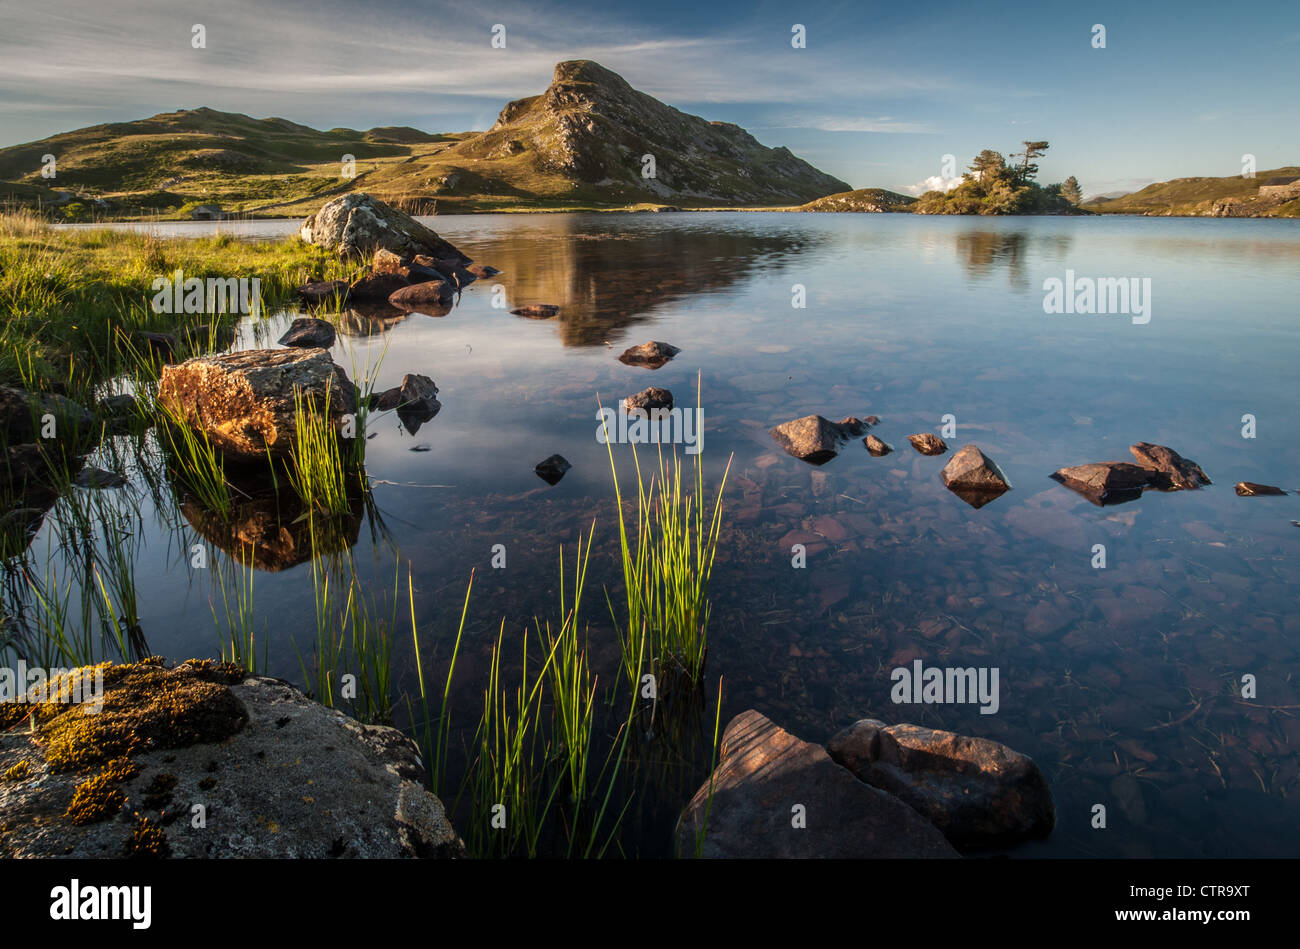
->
2, 760, 32, 782
123, 815, 170, 858
65, 772, 126, 825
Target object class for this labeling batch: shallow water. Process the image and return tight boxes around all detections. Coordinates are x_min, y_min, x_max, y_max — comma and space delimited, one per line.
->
20, 213, 1300, 857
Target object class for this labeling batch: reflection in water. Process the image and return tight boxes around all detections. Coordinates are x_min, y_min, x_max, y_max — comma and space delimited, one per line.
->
955, 230, 1073, 287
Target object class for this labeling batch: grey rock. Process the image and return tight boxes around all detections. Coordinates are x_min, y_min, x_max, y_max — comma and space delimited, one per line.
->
300, 193, 470, 262
278, 317, 336, 349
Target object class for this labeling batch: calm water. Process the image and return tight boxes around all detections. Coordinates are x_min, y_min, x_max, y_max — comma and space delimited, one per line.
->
26, 213, 1300, 856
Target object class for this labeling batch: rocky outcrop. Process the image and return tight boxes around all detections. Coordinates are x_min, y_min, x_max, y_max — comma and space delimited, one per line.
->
0, 659, 462, 858
827, 719, 1054, 850
941, 444, 1012, 508
299, 193, 469, 262
618, 341, 680, 369
676, 711, 959, 859
157, 348, 356, 462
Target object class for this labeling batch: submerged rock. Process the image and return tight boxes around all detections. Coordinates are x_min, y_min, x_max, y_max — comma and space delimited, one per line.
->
1235, 481, 1286, 496
827, 719, 1054, 850
618, 341, 681, 369
511, 304, 560, 319
835, 416, 873, 436
623, 386, 673, 413
0, 386, 95, 447
940, 444, 1011, 508
465, 263, 501, 278
278, 317, 336, 350
675, 711, 958, 859
1129, 442, 1210, 490
157, 348, 356, 462
0, 659, 463, 858
135, 331, 179, 362
770, 414, 849, 465
864, 434, 893, 456
300, 192, 470, 263
74, 466, 128, 489
907, 433, 948, 456
1051, 461, 1153, 505
534, 454, 571, 485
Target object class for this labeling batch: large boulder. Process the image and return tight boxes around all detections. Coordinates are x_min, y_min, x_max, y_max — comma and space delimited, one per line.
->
0, 659, 463, 858
157, 349, 356, 462
676, 710, 959, 859
827, 719, 1055, 850
300, 193, 470, 263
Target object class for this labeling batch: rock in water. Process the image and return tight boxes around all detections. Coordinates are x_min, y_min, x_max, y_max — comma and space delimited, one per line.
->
827, 719, 1055, 849
535, 454, 571, 485
0, 386, 95, 447
511, 304, 560, 319
908, 433, 948, 456
864, 434, 893, 456
388, 281, 453, 311
349, 271, 411, 303
1129, 442, 1210, 490
618, 341, 680, 369
278, 317, 337, 349
372, 248, 445, 285
770, 415, 849, 464
300, 193, 470, 262
157, 349, 356, 462
1051, 461, 1154, 505
940, 444, 1012, 507
676, 711, 958, 858
1235, 481, 1286, 496
623, 387, 673, 413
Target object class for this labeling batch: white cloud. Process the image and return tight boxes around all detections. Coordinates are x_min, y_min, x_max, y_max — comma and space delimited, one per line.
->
903, 175, 963, 195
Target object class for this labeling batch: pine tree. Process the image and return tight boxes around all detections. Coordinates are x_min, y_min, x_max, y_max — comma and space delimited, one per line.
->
1061, 176, 1082, 205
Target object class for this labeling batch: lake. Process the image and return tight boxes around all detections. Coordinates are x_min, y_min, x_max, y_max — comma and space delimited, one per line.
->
27, 212, 1300, 857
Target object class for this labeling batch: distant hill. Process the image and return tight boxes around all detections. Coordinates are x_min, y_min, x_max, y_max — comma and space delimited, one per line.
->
797, 188, 916, 212
0, 61, 848, 219
1088, 167, 1300, 217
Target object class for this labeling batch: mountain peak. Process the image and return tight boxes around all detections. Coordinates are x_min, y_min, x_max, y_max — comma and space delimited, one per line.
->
551, 59, 626, 88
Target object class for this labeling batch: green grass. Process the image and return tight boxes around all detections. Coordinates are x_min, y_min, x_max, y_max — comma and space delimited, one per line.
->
0, 209, 351, 396
602, 408, 732, 692
156, 401, 234, 520
286, 381, 355, 516
211, 546, 267, 674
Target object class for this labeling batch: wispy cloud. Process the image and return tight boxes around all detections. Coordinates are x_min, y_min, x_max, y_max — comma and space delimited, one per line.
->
767, 116, 933, 133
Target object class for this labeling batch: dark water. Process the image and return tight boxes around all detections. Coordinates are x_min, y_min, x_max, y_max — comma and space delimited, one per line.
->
21, 213, 1300, 857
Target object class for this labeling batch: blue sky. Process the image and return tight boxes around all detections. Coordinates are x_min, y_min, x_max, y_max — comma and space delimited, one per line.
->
2, 0, 1298, 196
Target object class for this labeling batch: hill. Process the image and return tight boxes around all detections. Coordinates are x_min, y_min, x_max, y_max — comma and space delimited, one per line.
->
1088, 167, 1300, 217
0, 62, 848, 219
797, 188, 916, 212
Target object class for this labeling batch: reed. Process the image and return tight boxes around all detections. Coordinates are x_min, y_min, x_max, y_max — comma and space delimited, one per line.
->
156, 403, 233, 520
286, 382, 353, 516
211, 546, 266, 674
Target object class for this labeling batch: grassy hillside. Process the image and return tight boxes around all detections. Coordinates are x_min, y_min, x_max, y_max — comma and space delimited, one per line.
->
1089, 166, 1300, 217
797, 188, 916, 212
0, 61, 848, 220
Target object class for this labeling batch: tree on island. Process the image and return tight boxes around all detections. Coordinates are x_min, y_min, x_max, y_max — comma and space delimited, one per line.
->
914, 142, 1084, 216
1061, 176, 1083, 205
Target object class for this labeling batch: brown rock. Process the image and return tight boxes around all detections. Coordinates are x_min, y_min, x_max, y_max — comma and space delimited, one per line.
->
278, 317, 336, 349
770, 415, 847, 464
828, 719, 1055, 849
388, 280, 452, 311
349, 271, 410, 302
676, 711, 959, 858
510, 304, 560, 319
940, 444, 1011, 508
908, 433, 948, 456
1051, 461, 1153, 505
297, 280, 350, 307
864, 434, 893, 456
157, 349, 356, 462
618, 341, 681, 369
1129, 442, 1210, 490
623, 387, 673, 413
1235, 481, 1286, 496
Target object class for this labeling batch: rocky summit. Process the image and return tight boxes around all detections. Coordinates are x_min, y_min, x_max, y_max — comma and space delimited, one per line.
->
452, 60, 850, 206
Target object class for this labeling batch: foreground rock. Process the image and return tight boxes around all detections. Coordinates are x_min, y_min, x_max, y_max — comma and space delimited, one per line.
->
676, 711, 958, 858
300, 193, 469, 262
1235, 481, 1286, 496
158, 349, 356, 462
534, 454, 571, 485
908, 433, 948, 456
770, 414, 854, 465
1129, 442, 1210, 490
827, 719, 1054, 850
0, 659, 462, 858
941, 444, 1012, 508
278, 317, 336, 349
619, 341, 681, 369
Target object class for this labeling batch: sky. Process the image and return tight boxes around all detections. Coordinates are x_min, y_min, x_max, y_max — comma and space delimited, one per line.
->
1, 0, 1298, 197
